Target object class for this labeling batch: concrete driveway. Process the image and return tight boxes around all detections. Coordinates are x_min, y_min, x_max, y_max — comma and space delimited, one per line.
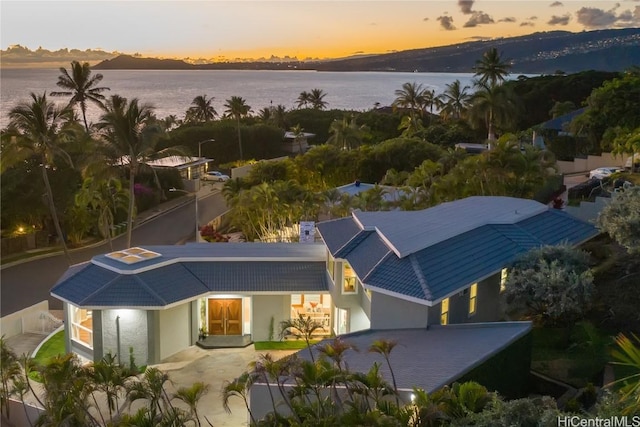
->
153, 345, 296, 426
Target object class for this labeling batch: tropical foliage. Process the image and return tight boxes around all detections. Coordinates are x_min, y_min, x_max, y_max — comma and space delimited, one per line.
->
51, 60, 110, 132
597, 186, 640, 254
502, 244, 594, 326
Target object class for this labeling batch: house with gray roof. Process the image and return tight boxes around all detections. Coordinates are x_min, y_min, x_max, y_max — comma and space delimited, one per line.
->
51, 196, 597, 368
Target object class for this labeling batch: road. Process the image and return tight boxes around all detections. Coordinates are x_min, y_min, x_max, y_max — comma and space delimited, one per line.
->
1, 191, 228, 316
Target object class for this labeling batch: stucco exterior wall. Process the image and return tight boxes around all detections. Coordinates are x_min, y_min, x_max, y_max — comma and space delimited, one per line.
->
101, 309, 149, 366
252, 295, 290, 341
428, 273, 502, 326
369, 291, 429, 329
159, 304, 191, 360
329, 260, 371, 333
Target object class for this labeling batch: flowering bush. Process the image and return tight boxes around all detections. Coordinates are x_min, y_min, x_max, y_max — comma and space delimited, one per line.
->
199, 224, 229, 243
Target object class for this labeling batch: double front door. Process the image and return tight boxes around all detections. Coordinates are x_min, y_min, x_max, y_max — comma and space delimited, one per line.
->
208, 299, 242, 336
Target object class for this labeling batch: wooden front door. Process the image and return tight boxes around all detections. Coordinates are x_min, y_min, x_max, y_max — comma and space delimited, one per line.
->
208, 299, 242, 336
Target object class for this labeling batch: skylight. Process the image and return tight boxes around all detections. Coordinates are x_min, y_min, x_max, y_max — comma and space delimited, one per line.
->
105, 247, 161, 264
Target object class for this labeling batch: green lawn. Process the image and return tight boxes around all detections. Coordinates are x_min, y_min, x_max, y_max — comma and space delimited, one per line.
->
254, 340, 320, 350
33, 330, 66, 365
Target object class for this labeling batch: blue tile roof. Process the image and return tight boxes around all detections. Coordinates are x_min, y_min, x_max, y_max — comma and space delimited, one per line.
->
316, 218, 361, 254
319, 197, 598, 304
52, 260, 328, 309
296, 322, 532, 393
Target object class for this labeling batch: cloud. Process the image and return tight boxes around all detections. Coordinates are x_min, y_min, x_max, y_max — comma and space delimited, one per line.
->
618, 9, 633, 20
636, 5, 640, 19
423, 17, 429, 21
458, 0, 474, 14
437, 15, 456, 30
550, 1, 563, 7
529, 16, 538, 20
520, 21, 535, 27
463, 11, 495, 27
499, 17, 517, 23
548, 14, 571, 25
576, 7, 619, 27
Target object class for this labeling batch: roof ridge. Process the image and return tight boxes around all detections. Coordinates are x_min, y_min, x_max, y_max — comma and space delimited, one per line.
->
131, 276, 168, 306
362, 251, 393, 283
489, 223, 543, 249
180, 262, 220, 292
409, 254, 432, 301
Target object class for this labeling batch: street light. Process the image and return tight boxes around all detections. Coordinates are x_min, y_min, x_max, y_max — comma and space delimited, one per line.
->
198, 139, 215, 159
169, 188, 199, 242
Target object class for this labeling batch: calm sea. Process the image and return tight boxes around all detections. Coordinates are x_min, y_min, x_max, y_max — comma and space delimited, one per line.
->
0, 69, 476, 128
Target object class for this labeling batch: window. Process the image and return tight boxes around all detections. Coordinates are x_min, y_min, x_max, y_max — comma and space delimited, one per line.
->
364, 287, 372, 300
441, 298, 449, 325
469, 283, 478, 316
500, 268, 508, 293
326, 251, 335, 280
70, 306, 93, 348
342, 262, 358, 294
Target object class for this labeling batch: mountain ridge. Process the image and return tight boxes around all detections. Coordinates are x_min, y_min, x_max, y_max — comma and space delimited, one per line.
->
92, 28, 640, 73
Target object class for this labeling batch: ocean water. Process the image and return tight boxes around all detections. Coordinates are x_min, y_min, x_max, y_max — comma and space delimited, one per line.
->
0, 69, 476, 128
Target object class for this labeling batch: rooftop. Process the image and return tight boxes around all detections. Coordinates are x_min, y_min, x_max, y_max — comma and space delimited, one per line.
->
297, 321, 532, 392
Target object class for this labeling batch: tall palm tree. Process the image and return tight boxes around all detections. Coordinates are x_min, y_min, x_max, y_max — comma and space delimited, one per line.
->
187, 94, 217, 122
224, 96, 251, 160
468, 81, 520, 143
392, 82, 426, 125
473, 47, 512, 87
6, 92, 76, 264
96, 95, 167, 248
439, 80, 471, 121
308, 88, 328, 110
296, 91, 311, 109
51, 61, 110, 132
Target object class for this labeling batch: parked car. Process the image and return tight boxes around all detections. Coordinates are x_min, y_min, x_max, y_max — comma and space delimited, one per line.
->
201, 171, 230, 182
588, 167, 622, 180
568, 178, 606, 200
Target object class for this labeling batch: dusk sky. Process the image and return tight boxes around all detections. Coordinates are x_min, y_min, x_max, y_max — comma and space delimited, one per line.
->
2, 0, 639, 61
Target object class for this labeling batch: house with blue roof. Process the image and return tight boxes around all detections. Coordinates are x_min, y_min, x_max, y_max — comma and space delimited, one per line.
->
51, 196, 597, 367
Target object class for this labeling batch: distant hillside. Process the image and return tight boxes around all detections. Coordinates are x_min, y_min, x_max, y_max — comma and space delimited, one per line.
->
313, 28, 640, 74
93, 28, 640, 73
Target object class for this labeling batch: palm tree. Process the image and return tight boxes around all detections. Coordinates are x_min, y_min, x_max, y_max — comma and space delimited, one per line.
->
468, 81, 520, 143
96, 95, 169, 249
224, 96, 251, 160
439, 80, 471, 121
279, 313, 324, 362
290, 123, 306, 154
327, 116, 368, 151
309, 88, 328, 110
473, 47, 512, 87
392, 82, 426, 123
6, 92, 76, 264
296, 91, 311, 108
187, 94, 217, 122
75, 177, 129, 251
51, 61, 110, 132
369, 340, 400, 406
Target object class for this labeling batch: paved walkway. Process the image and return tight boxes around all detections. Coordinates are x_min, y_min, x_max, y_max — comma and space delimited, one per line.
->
3, 333, 49, 358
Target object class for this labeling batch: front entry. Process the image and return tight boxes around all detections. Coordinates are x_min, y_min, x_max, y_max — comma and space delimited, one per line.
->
208, 299, 242, 336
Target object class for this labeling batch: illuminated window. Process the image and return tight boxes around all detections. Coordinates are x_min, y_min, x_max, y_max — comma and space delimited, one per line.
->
326, 251, 335, 280
469, 283, 478, 316
70, 306, 93, 348
500, 268, 508, 293
364, 288, 372, 300
441, 298, 449, 325
342, 262, 358, 294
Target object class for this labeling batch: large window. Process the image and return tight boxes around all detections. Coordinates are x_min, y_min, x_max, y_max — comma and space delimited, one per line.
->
326, 251, 335, 281
290, 294, 332, 330
500, 268, 508, 292
469, 283, 478, 316
441, 298, 449, 325
343, 262, 358, 294
70, 306, 93, 348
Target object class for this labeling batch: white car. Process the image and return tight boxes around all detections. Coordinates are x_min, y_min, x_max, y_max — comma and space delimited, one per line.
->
201, 171, 230, 182
588, 167, 622, 180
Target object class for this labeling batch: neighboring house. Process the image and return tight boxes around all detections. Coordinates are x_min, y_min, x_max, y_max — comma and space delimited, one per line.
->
335, 181, 401, 204
51, 196, 597, 371
145, 155, 213, 182
283, 131, 315, 154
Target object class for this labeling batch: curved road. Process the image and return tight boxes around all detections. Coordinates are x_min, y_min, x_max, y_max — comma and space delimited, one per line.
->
1, 191, 228, 315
